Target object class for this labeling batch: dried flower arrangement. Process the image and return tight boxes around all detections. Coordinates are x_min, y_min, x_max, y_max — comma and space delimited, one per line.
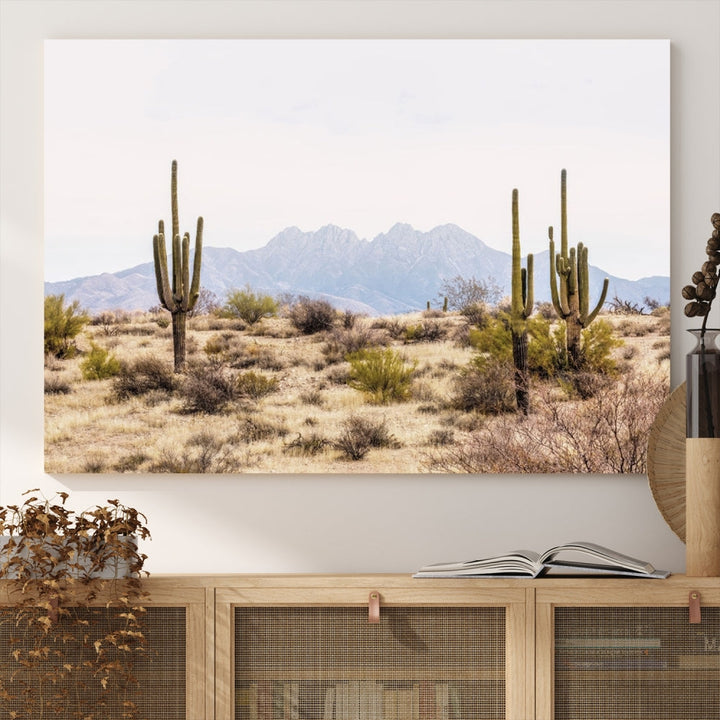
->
682, 212, 720, 332
682, 213, 720, 440
0, 490, 151, 719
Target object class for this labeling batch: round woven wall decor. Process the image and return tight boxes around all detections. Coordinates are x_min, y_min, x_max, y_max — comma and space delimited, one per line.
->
647, 382, 687, 542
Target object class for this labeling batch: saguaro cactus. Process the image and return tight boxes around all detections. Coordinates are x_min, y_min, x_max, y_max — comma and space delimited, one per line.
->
548, 169, 609, 369
510, 188, 534, 415
152, 160, 204, 372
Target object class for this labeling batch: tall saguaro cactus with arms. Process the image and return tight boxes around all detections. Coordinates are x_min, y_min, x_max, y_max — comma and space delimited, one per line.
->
510, 188, 534, 415
152, 160, 204, 373
548, 169, 609, 369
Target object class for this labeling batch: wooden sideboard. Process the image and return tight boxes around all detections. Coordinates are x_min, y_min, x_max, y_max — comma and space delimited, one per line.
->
1, 574, 718, 719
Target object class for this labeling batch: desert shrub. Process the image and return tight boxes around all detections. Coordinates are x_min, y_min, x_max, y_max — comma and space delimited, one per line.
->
404, 320, 446, 343
526, 317, 566, 378
149, 431, 246, 473
287, 297, 336, 334
322, 326, 383, 364
239, 343, 285, 371
283, 432, 330, 456
558, 370, 613, 400
235, 371, 278, 400
535, 301, 556, 320
325, 365, 350, 385
179, 360, 236, 414
113, 356, 176, 399
90, 310, 125, 336
452, 357, 516, 414
222, 285, 278, 325
422, 308, 445, 319
341, 310, 361, 329
426, 369, 668, 474
609, 295, 646, 315
237, 414, 289, 443
80, 342, 121, 380
190, 287, 221, 317
467, 315, 512, 363
438, 274, 502, 311
44, 294, 90, 358
460, 302, 490, 327
370, 317, 407, 340
347, 348, 416, 404
427, 428, 455, 446
417, 403, 440, 414
82, 453, 107, 473
113, 452, 148, 473
300, 389, 325, 406
333, 415, 400, 461
579, 319, 623, 374
44, 374, 72, 395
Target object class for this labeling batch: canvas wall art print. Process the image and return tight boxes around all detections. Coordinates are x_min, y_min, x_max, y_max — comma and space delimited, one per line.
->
43, 39, 670, 474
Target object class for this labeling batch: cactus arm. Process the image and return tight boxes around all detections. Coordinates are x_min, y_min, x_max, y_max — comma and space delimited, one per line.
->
153, 232, 175, 311
583, 277, 610, 326
577, 243, 609, 325
181, 232, 191, 309
511, 189, 523, 318
568, 246, 578, 297
524, 253, 534, 317
578, 244, 589, 319
172, 233, 183, 304
510, 188, 534, 321
171, 159, 179, 247
549, 234, 561, 316
560, 168, 568, 259
189, 216, 204, 309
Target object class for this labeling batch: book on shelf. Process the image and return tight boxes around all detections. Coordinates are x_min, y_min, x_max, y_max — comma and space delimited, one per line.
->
676, 654, 720, 670
413, 541, 671, 578
556, 637, 662, 649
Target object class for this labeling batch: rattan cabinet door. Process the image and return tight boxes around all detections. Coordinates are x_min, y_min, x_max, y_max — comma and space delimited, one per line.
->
536, 581, 720, 720
234, 606, 505, 719
216, 580, 529, 720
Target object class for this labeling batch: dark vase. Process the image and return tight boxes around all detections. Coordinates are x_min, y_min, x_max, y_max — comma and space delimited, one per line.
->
686, 328, 720, 438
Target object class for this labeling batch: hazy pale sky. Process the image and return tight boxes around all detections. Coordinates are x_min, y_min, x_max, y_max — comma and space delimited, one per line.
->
44, 39, 669, 282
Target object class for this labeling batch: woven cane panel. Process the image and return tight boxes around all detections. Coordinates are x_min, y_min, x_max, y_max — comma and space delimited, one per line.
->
0, 605, 186, 720
554, 606, 720, 720
235, 606, 505, 719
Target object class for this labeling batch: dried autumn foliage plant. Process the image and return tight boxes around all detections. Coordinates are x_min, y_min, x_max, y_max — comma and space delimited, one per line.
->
0, 490, 151, 719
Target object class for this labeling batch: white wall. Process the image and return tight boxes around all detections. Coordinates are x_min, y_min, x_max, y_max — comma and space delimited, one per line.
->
1, 0, 718, 575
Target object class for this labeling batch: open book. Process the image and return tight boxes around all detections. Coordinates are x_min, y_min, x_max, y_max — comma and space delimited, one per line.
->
413, 541, 671, 579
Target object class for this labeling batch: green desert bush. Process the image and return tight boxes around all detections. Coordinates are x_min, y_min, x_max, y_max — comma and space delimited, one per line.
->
80, 343, 121, 380
403, 320, 446, 343
579, 319, 623, 375
235, 371, 278, 400
347, 347, 416, 404
222, 285, 278, 325
287, 297, 336, 334
113, 355, 176, 399
44, 294, 90, 358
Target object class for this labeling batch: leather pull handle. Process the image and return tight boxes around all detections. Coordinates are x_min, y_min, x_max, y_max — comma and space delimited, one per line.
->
689, 591, 702, 624
368, 591, 380, 624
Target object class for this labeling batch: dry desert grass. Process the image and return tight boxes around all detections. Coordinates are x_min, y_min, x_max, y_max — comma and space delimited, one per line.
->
44, 308, 670, 474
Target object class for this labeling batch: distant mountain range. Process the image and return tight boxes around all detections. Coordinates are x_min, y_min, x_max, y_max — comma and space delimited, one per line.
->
45, 223, 669, 316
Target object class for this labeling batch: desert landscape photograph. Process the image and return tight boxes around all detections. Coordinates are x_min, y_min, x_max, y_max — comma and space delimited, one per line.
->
43, 39, 670, 474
